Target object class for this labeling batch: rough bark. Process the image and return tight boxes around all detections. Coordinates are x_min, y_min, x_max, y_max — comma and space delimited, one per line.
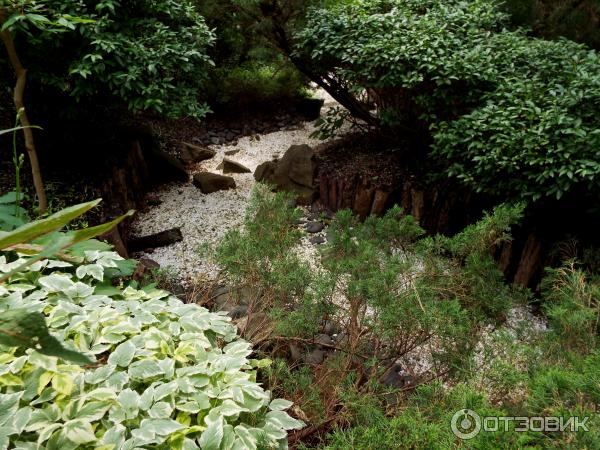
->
0, 10, 47, 213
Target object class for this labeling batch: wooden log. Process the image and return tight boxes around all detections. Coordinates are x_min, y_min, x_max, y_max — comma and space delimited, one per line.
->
341, 175, 356, 210
128, 227, 183, 252
319, 173, 328, 207
328, 176, 338, 211
336, 179, 345, 210
410, 189, 425, 222
354, 177, 375, 219
514, 232, 543, 287
370, 189, 390, 216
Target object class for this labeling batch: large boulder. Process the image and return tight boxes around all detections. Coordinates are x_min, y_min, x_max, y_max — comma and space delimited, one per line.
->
193, 172, 236, 194
254, 145, 317, 204
180, 142, 216, 164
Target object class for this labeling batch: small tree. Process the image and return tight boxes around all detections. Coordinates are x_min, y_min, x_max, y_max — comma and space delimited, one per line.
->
0, 1, 93, 213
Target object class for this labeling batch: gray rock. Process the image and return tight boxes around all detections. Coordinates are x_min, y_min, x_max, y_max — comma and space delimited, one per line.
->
306, 222, 325, 233
214, 292, 236, 312
304, 349, 325, 365
253, 145, 317, 204
315, 333, 334, 347
210, 285, 230, 299
193, 172, 236, 194
310, 235, 326, 245
228, 305, 249, 319
323, 320, 339, 335
132, 257, 160, 282
333, 332, 348, 345
180, 142, 216, 164
222, 157, 251, 174
289, 344, 303, 362
281, 145, 316, 188
210, 137, 220, 145
225, 149, 241, 156
147, 149, 188, 182
254, 161, 277, 183
381, 364, 405, 389
296, 97, 325, 120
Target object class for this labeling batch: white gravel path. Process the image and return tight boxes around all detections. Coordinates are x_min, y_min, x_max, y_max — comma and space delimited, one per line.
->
131, 90, 339, 282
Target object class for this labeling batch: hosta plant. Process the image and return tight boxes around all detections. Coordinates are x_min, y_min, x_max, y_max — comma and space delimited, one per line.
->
0, 238, 302, 449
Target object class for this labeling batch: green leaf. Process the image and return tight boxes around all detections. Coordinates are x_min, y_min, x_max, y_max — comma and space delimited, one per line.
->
0, 392, 23, 427
140, 418, 185, 436
63, 419, 97, 445
51, 372, 74, 395
77, 401, 111, 422
0, 200, 101, 250
0, 125, 42, 136
107, 340, 136, 367
268, 398, 293, 411
265, 410, 304, 430
117, 389, 140, 411
148, 402, 174, 419
198, 415, 223, 450
129, 360, 163, 380
0, 309, 92, 365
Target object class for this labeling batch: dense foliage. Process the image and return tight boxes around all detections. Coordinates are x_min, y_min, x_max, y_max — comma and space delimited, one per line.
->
215, 187, 600, 449
196, 0, 308, 110
0, 202, 303, 449
2, 0, 215, 117
295, 0, 600, 201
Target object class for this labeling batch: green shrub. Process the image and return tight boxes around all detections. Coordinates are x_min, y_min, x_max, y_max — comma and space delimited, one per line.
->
295, 0, 600, 201
541, 263, 600, 353
207, 63, 307, 109
4, 0, 215, 117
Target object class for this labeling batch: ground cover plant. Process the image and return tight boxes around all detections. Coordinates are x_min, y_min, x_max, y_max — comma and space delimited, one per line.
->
0, 201, 303, 449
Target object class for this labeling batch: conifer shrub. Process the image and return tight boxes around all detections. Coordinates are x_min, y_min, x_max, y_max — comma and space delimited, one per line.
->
214, 186, 600, 448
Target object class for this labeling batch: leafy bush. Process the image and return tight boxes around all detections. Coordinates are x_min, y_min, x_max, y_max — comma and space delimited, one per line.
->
294, 0, 600, 201
0, 201, 304, 449
197, 1, 309, 110
207, 63, 307, 110
4, 0, 215, 117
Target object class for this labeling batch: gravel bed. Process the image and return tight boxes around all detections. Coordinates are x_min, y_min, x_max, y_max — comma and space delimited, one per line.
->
131, 90, 340, 282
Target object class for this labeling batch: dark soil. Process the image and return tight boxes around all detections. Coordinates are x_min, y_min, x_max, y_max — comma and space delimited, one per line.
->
314, 133, 411, 190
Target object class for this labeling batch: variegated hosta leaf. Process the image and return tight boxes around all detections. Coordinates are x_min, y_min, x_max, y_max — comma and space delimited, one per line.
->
0, 250, 304, 449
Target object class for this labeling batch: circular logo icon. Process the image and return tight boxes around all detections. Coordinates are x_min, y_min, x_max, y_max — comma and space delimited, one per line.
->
451, 409, 481, 440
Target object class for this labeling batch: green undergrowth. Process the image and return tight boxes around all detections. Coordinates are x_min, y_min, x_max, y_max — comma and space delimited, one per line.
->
0, 200, 303, 449
215, 185, 600, 449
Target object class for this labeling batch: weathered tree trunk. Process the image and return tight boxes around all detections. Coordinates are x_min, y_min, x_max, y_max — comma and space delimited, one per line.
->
0, 11, 47, 213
